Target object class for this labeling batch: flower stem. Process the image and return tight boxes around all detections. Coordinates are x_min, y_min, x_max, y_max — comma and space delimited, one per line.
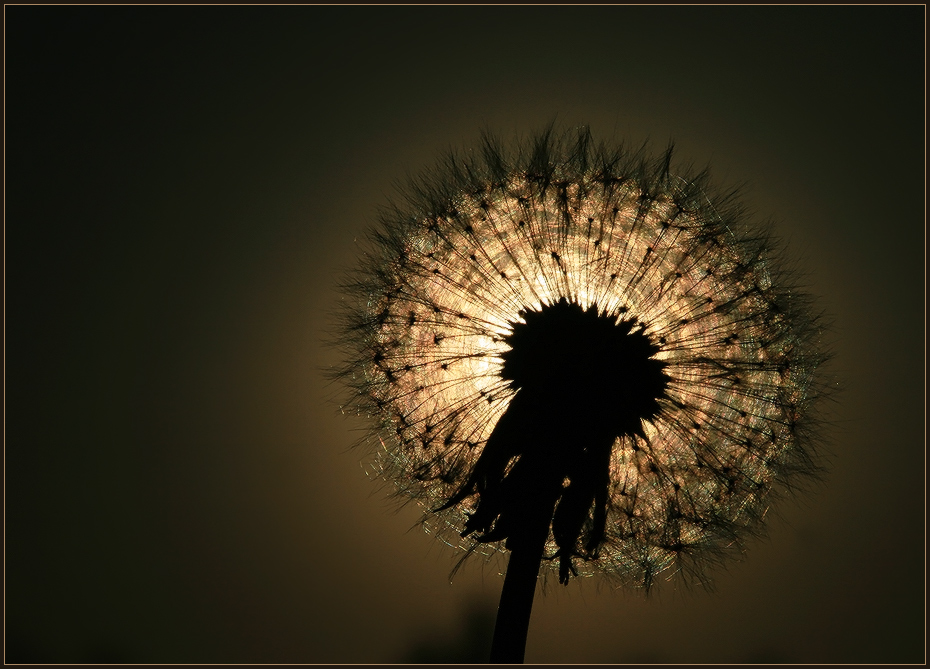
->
488, 494, 558, 664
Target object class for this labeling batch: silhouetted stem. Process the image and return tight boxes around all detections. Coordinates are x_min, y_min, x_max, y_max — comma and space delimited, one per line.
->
488, 496, 557, 664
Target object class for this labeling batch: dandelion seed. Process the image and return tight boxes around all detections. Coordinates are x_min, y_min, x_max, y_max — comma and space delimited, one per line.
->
334, 126, 828, 662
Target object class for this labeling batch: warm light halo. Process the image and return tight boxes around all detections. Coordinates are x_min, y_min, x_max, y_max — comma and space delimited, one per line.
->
340, 130, 825, 589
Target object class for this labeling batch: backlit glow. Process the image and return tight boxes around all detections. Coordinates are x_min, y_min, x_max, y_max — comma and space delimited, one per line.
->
339, 133, 825, 589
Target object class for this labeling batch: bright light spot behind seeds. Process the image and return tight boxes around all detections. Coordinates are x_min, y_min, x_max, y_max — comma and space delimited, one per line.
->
339, 132, 825, 589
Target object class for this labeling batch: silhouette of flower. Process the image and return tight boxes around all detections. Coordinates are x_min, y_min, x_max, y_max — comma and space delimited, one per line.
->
337, 127, 827, 592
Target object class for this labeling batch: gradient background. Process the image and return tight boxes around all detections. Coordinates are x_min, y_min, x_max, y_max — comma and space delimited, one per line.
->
6, 6, 924, 664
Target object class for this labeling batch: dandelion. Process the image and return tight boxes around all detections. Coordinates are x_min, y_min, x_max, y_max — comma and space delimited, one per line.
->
335, 126, 828, 662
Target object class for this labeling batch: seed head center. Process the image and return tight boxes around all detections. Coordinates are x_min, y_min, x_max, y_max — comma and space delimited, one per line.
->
501, 297, 670, 439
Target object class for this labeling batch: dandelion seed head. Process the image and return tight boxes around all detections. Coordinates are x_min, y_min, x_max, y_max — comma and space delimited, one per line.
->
337, 127, 827, 590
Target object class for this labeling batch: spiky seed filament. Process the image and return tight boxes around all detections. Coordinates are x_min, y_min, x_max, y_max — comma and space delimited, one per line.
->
335, 127, 827, 590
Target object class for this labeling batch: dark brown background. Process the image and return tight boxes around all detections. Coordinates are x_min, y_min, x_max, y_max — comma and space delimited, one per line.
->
6, 6, 924, 663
